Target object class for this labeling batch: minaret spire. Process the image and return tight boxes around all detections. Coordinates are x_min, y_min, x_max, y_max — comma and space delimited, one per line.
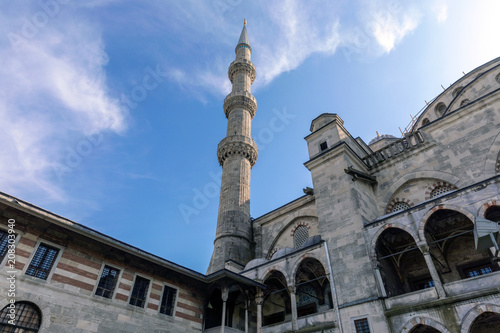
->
207, 21, 258, 274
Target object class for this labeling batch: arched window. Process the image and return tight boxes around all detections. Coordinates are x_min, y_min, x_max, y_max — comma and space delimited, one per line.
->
391, 201, 410, 213
430, 185, 453, 198
435, 102, 446, 116
293, 225, 309, 249
0, 302, 41, 332
452, 86, 464, 98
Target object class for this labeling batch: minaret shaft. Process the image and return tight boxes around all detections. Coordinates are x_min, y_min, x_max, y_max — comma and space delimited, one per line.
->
207, 22, 257, 274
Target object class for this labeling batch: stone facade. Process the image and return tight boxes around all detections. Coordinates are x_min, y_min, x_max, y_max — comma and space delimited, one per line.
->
1, 23, 500, 333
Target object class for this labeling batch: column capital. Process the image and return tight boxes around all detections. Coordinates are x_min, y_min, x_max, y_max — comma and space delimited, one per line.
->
417, 242, 430, 254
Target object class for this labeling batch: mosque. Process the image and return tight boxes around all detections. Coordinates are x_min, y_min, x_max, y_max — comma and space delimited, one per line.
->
0, 22, 499, 333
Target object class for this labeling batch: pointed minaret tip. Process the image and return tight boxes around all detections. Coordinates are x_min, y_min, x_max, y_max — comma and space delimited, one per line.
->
237, 21, 250, 47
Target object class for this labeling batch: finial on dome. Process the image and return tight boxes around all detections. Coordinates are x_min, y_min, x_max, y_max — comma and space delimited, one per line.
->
244, 19, 247, 26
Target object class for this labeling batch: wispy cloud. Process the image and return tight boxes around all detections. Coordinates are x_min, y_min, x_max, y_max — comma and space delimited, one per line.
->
0, 4, 126, 202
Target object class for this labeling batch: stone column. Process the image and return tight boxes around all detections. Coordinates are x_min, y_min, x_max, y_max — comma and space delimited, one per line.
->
289, 286, 298, 331
245, 299, 249, 333
256, 289, 263, 333
221, 289, 229, 333
419, 244, 446, 298
373, 261, 387, 298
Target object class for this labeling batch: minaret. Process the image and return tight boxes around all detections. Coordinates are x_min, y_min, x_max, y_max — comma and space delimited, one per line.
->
207, 20, 258, 274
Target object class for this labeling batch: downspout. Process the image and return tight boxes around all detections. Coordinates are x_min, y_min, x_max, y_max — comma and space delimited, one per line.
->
325, 241, 343, 332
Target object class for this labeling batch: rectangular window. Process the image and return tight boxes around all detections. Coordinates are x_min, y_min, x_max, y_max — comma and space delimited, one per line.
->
354, 318, 371, 333
95, 265, 120, 298
25, 243, 59, 280
129, 276, 150, 308
464, 263, 494, 278
0, 230, 9, 261
159, 285, 177, 316
319, 141, 328, 151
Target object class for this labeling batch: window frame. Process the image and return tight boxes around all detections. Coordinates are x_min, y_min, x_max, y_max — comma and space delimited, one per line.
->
22, 239, 64, 282
128, 274, 151, 308
319, 140, 328, 152
93, 263, 123, 300
0, 225, 21, 268
158, 283, 178, 317
351, 315, 373, 333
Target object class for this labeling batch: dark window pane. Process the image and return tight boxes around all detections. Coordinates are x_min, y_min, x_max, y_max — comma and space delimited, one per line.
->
159, 286, 177, 316
129, 276, 150, 308
95, 265, 120, 298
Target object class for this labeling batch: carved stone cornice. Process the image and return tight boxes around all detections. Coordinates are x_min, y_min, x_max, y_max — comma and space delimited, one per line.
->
223, 92, 257, 119
217, 135, 258, 167
228, 60, 256, 84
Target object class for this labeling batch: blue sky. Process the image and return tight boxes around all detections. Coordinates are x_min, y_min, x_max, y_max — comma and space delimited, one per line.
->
0, 1, 499, 273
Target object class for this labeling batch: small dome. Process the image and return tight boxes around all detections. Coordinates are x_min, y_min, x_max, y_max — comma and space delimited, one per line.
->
271, 247, 295, 260
244, 258, 268, 270
368, 134, 398, 145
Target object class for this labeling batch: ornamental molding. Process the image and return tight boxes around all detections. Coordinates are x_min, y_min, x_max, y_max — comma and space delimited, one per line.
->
228, 60, 256, 84
217, 136, 258, 167
223, 93, 257, 119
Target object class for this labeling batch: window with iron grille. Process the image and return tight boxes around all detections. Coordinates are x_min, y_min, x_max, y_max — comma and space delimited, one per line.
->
25, 243, 59, 280
129, 276, 150, 308
0, 301, 41, 332
95, 265, 120, 298
293, 225, 309, 249
159, 285, 177, 316
0, 229, 9, 261
354, 318, 371, 333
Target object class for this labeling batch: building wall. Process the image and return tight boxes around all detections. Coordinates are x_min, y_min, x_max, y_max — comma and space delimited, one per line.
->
0, 206, 205, 333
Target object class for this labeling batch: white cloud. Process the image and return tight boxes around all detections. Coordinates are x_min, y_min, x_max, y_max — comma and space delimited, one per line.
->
0, 5, 126, 202
371, 10, 419, 53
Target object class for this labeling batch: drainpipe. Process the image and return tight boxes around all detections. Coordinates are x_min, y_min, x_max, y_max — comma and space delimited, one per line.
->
324, 241, 343, 332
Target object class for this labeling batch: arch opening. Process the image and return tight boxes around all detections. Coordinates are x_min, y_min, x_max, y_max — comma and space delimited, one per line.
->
295, 258, 332, 318
375, 228, 432, 297
424, 210, 498, 283
409, 324, 441, 333
469, 311, 500, 333
262, 271, 290, 326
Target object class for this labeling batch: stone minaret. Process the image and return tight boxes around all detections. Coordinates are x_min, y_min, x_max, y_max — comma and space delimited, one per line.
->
207, 20, 258, 274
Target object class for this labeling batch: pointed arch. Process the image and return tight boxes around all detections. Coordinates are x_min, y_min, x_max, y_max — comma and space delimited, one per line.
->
460, 303, 500, 333
370, 223, 420, 260
418, 204, 475, 241
380, 171, 461, 212
401, 316, 450, 333
265, 214, 318, 259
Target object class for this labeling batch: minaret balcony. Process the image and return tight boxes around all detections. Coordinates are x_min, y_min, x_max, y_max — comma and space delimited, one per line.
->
217, 135, 258, 167
223, 91, 257, 119
228, 59, 256, 84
